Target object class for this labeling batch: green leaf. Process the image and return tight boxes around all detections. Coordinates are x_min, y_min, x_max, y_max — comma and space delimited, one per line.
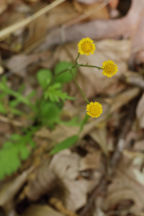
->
50, 135, 79, 154
44, 83, 74, 102
0, 132, 36, 180
9, 106, 23, 116
0, 102, 6, 114
39, 101, 61, 129
37, 69, 52, 89
54, 61, 77, 84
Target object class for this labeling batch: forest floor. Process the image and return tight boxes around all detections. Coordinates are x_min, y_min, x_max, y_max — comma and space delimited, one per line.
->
0, 1, 144, 216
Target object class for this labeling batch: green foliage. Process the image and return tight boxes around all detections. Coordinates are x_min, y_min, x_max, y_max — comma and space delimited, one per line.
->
44, 83, 74, 102
37, 69, 52, 89
0, 103, 6, 114
0, 133, 35, 180
38, 101, 62, 129
0, 60, 81, 180
54, 61, 77, 84
0, 77, 33, 116
50, 135, 79, 155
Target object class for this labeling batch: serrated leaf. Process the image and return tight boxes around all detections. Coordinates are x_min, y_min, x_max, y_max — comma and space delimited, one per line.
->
50, 135, 79, 154
37, 69, 52, 89
54, 61, 77, 84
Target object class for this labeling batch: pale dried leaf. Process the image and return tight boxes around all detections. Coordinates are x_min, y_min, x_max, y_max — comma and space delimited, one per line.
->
49, 150, 93, 211
76, 0, 99, 4
90, 127, 108, 156
0, 0, 8, 15
22, 205, 64, 216
110, 87, 140, 112
0, 167, 33, 207
80, 151, 102, 170
26, 149, 102, 211
104, 155, 144, 215
6, 52, 50, 76
25, 165, 56, 201
36, 124, 79, 144
136, 93, 144, 128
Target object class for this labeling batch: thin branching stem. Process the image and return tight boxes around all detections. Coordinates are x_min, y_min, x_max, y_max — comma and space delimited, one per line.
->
78, 64, 102, 70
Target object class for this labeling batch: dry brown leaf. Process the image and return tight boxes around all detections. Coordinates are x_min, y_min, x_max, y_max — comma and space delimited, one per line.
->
0, 0, 9, 15
93, 208, 106, 216
76, 0, 99, 4
109, 87, 140, 112
22, 205, 64, 216
50, 197, 78, 216
80, 151, 102, 170
136, 93, 144, 128
36, 124, 79, 145
134, 140, 144, 152
73, 1, 109, 20
109, 0, 119, 9
24, 163, 56, 201
49, 150, 102, 211
104, 155, 144, 215
90, 127, 108, 156
25, 150, 102, 211
25, 1, 108, 51
6, 52, 50, 76
0, 167, 33, 211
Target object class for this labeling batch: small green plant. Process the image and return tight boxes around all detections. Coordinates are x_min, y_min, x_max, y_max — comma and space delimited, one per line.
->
0, 37, 118, 180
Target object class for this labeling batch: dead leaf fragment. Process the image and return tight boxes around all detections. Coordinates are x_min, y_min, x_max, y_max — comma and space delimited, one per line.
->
22, 205, 64, 216
0, 0, 8, 15
136, 93, 144, 128
104, 156, 144, 215
80, 151, 102, 171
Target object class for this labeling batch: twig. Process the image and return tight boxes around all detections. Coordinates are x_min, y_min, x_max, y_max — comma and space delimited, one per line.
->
0, 0, 66, 40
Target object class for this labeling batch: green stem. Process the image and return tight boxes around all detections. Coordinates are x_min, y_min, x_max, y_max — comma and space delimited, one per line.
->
78, 64, 102, 70
69, 67, 89, 104
75, 53, 80, 63
73, 79, 89, 104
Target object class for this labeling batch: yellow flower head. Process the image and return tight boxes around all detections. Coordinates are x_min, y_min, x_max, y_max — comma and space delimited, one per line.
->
86, 101, 103, 118
78, 37, 95, 55
102, 60, 118, 78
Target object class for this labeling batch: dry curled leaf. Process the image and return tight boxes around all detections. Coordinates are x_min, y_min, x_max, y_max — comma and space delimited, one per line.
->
104, 155, 144, 215
0, 167, 33, 213
136, 93, 144, 128
22, 205, 64, 216
80, 151, 102, 170
24, 164, 56, 201
24, 150, 102, 211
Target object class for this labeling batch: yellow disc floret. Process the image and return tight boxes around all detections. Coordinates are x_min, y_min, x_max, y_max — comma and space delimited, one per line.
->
102, 60, 118, 78
78, 37, 96, 55
86, 101, 103, 118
